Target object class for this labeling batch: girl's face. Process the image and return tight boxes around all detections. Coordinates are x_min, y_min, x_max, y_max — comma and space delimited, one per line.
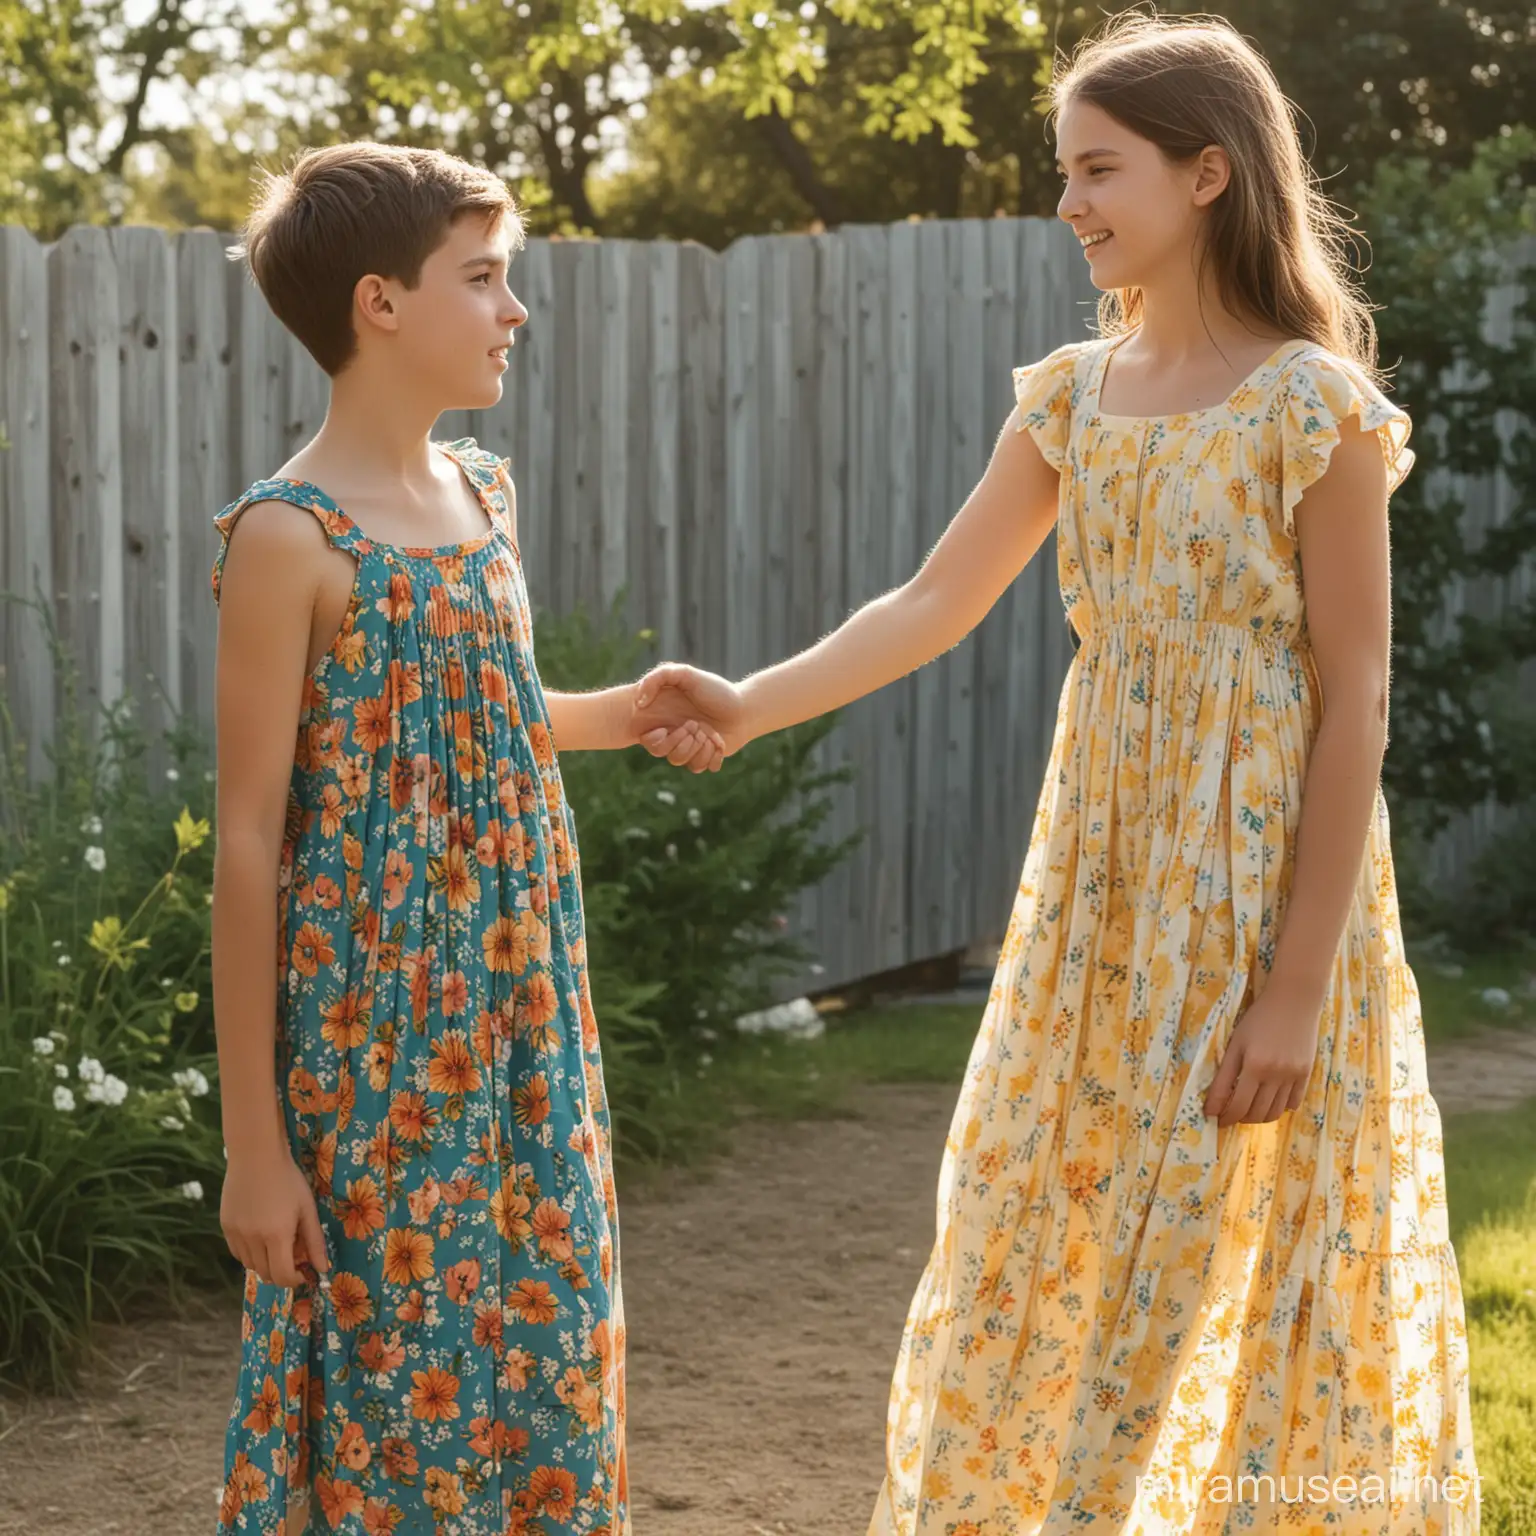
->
387, 212, 528, 408
1054, 97, 1227, 294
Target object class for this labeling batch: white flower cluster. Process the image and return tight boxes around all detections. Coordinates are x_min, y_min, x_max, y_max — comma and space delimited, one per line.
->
734, 996, 825, 1042
173, 1066, 211, 1098
77, 1056, 129, 1105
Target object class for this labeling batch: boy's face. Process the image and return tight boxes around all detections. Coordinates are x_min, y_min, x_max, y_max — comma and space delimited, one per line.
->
377, 211, 528, 408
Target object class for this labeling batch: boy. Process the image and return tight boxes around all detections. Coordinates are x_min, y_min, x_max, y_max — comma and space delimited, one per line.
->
210, 141, 716, 1535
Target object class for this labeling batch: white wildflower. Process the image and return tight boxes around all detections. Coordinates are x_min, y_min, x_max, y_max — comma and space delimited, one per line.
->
687, 807, 702, 827
83, 845, 106, 872
165, 767, 180, 782
85, 1073, 129, 1106
54, 1063, 70, 1079
622, 826, 649, 840
32, 1036, 56, 1057
178, 1180, 204, 1201
173, 1066, 211, 1098
739, 878, 753, 891
1481, 986, 1512, 1010
53, 1086, 76, 1112
665, 843, 678, 861
80, 814, 103, 836
160, 1115, 186, 1131
57, 954, 71, 967
77, 1056, 105, 1084
655, 788, 676, 805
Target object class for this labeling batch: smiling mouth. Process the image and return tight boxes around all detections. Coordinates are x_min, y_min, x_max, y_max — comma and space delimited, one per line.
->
1079, 231, 1112, 252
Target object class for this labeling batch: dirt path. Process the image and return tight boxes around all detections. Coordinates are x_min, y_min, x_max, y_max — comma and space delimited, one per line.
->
0, 1033, 1530, 1536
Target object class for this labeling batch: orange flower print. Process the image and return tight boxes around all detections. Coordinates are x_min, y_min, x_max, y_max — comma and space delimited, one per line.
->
482, 914, 530, 975
292, 922, 335, 978
382, 848, 413, 910
383, 1227, 436, 1286
320, 989, 370, 1049
380, 1437, 419, 1480
410, 1366, 461, 1422
556, 1366, 603, 1429
358, 1330, 407, 1373
318, 781, 347, 838
242, 1373, 282, 1435
519, 971, 560, 1032
506, 1279, 559, 1325
526, 722, 555, 768
480, 660, 508, 704
529, 1466, 578, 1523
337, 1176, 387, 1241
337, 755, 370, 801
472, 1301, 505, 1351
335, 1421, 372, 1472
444, 1258, 482, 1304
424, 1465, 468, 1517
362, 1496, 397, 1536
316, 1474, 366, 1526
440, 968, 470, 1017
407, 1175, 442, 1225
352, 691, 393, 754
531, 1199, 574, 1261
329, 1271, 374, 1330
387, 658, 423, 710
375, 570, 414, 623
514, 1073, 552, 1127
501, 1346, 537, 1392
389, 1090, 435, 1141
428, 1030, 482, 1096
442, 841, 481, 911
491, 1177, 534, 1246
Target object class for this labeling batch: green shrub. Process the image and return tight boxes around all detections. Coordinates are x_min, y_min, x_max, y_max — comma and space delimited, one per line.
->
0, 646, 226, 1396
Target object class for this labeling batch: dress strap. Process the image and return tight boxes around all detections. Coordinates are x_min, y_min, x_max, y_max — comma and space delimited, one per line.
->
210, 477, 369, 605
437, 437, 520, 560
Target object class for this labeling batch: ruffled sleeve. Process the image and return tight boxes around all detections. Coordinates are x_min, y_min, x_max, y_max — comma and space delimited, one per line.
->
1012, 341, 1086, 472
1279, 352, 1414, 536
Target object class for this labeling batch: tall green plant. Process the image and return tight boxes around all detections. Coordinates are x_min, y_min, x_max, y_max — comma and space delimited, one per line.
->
1359, 128, 1536, 838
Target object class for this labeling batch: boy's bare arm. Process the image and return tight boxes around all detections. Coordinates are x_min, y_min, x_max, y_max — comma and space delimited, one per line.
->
211, 504, 325, 1165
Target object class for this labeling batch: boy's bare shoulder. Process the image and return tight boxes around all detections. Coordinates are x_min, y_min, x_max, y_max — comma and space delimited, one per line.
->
222, 495, 328, 561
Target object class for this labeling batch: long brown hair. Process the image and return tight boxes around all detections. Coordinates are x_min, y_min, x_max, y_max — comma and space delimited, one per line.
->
1046, 10, 1382, 380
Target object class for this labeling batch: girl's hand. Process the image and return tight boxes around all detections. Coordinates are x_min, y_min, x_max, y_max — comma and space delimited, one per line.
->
632, 665, 750, 770
1203, 979, 1324, 1126
220, 1147, 331, 1288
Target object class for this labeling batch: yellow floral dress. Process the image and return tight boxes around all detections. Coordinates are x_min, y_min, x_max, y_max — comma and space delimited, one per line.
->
869, 336, 1479, 1536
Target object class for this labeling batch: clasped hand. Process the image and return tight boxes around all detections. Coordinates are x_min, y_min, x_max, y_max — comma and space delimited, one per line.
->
628, 662, 749, 773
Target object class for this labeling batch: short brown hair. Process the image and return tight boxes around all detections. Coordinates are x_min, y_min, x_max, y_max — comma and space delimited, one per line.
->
232, 141, 523, 376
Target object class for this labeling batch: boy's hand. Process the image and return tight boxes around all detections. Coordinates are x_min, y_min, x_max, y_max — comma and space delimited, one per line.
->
220, 1146, 331, 1289
630, 673, 727, 773
633, 664, 749, 770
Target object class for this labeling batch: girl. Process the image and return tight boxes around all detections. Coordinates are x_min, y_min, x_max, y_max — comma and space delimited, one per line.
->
209, 142, 716, 1536
635, 14, 1479, 1535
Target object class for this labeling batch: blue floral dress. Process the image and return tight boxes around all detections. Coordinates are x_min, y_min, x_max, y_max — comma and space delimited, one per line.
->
210, 440, 629, 1536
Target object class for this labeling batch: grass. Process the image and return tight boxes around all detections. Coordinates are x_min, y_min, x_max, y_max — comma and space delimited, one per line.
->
669, 943, 1536, 1533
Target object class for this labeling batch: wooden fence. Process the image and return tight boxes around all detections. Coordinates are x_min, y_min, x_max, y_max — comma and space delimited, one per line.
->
0, 219, 1528, 995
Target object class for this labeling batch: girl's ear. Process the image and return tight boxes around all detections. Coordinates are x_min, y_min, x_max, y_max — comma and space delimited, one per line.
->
1191, 145, 1232, 207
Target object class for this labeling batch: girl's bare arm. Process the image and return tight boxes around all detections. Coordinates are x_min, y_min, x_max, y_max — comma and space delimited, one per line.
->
1269, 413, 1394, 1003
734, 409, 1062, 740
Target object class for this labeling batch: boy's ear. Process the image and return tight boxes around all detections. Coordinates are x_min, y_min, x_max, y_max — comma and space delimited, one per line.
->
355, 274, 401, 335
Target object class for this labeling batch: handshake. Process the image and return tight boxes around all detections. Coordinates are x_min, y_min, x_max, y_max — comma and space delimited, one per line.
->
626, 662, 749, 775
